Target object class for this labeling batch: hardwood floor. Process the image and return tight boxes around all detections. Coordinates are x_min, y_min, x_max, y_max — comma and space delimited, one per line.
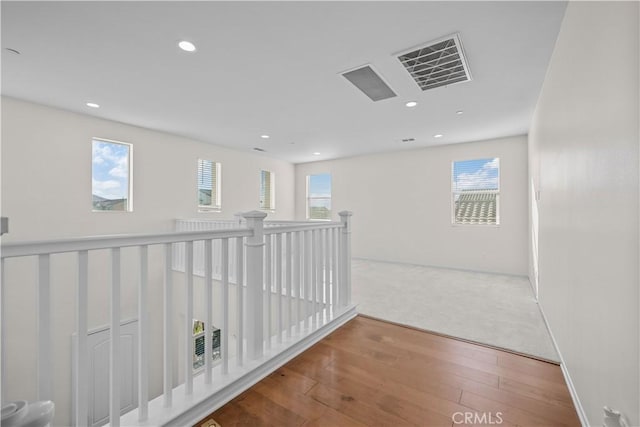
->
196, 316, 580, 427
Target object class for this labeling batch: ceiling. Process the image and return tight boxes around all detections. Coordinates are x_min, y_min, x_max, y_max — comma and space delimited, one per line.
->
1, 1, 567, 164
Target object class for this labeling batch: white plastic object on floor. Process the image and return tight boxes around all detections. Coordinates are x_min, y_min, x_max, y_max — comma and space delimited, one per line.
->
603, 406, 628, 427
1, 400, 55, 427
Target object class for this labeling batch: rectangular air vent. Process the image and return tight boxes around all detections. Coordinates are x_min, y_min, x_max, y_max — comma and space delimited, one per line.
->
397, 33, 471, 91
341, 65, 397, 102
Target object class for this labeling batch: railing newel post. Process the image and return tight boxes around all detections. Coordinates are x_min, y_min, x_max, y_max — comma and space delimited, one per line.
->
338, 211, 353, 308
242, 211, 267, 360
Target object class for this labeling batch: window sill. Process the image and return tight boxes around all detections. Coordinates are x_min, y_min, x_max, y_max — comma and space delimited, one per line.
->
198, 207, 222, 213
451, 223, 500, 227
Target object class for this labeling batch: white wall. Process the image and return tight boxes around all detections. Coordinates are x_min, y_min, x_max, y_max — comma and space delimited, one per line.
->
1, 97, 295, 242
295, 135, 529, 275
529, 2, 639, 426
0, 97, 295, 426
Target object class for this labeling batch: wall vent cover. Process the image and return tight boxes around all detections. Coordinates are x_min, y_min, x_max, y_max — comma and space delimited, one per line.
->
341, 65, 397, 102
397, 33, 471, 91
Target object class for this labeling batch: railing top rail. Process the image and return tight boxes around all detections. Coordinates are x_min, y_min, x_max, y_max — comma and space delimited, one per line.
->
263, 222, 343, 235
1, 228, 253, 258
264, 220, 317, 224
176, 218, 323, 225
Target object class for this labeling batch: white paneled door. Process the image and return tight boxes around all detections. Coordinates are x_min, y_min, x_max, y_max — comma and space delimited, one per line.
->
74, 320, 138, 427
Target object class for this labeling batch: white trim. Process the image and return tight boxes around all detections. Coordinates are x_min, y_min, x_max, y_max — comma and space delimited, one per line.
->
116, 306, 357, 427
537, 302, 588, 427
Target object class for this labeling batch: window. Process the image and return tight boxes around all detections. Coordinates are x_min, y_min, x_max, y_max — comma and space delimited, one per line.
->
198, 159, 221, 210
452, 158, 499, 225
307, 173, 332, 220
92, 138, 132, 212
259, 170, 275, 210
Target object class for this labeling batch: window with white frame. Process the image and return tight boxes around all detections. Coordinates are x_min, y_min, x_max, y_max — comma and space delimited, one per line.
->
198, 159, 221, 210
452, 158, 500, 225
307, 173, 332, 220
259, 170, 275, 210
92, 138, 132, 212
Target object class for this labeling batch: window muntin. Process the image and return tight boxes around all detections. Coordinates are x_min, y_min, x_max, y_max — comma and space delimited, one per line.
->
92, 138, 132, 212
452, 158, 499, 225
198, 159, 221, 210
307, 173, 332, 220
259, 170, 275, 210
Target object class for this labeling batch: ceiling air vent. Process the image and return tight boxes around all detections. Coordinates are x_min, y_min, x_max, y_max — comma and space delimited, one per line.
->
341, 65, 397, 102
397, 33, 471, 92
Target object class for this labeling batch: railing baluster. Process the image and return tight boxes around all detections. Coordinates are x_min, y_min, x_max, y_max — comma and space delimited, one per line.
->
0, 259, 5, 403
204, 239, 213, 384
305, 230, 312, 329
229, 238, 236, 284
37, 254, 53, 401
163, 243, 173, 407
297, 232, 303, 332
323, 229, 327, 317
138, 246, 149, 421
314, 229, 321, 322
275, 233, 282, 343
323, 229, 329, 318
292, 232, 299, 334
184, 241, 194, 395
75, 251, 89, 427
221, 238, 229, 374
286, 232, 293, 337
330, 228, 339, 316
236, 236, 244, 365
318, 229, 324, 320
264, 234, 272, 350
110, 248, 121, 427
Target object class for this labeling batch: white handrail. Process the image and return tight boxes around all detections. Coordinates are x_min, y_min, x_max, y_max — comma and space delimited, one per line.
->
264, 222, 342, 235
1, 228, 253, 258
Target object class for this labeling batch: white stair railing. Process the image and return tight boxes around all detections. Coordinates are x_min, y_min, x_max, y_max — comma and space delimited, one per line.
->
0, 211, 355, 427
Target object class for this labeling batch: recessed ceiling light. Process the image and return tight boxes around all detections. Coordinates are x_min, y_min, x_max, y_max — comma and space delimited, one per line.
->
86, 102, 100, 108
433, 134, 443, 138
178, 41, 196, 52
405, 101, 418, 108
313, 152, 321, 156
260, 135, 270, 139
456, 110, 464, 115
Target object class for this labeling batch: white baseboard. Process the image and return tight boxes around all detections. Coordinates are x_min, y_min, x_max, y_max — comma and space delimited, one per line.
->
537, 302, 589, 427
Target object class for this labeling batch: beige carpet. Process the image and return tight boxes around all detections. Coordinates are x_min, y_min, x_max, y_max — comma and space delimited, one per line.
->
351, 258, 559, 362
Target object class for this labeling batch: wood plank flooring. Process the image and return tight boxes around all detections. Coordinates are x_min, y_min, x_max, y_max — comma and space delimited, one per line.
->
196, 316, 580, 427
